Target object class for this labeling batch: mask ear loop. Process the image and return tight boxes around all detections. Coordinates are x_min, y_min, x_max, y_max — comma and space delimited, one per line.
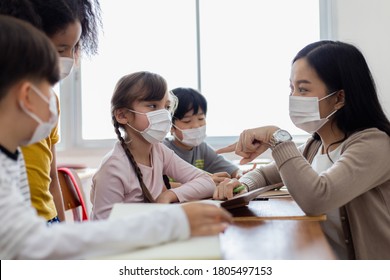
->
125, 109, 153, 134
20, 84, 52, 124
171, 124, 183, 132
115, 109, 137, 143
320, 90, 341, 119
124, 137, 133, 145
318, 90, 339, 102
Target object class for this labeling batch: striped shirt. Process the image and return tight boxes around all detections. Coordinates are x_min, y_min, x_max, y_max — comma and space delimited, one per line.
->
0, 146, 30, 203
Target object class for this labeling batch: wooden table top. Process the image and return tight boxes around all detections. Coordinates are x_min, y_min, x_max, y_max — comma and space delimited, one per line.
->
221, 219, 335, 260
220, 197, 335, 259
229, 197, 326, 221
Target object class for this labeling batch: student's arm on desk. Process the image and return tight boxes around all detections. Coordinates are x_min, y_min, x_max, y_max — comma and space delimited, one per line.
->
104, 202, 232, 259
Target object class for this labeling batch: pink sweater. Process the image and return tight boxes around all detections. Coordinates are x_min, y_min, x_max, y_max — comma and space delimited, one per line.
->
90, 141, 215, 220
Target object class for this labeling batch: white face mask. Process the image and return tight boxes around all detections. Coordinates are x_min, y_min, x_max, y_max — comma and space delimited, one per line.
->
173, 125, 207, 147
289, 91, 338, 134
20, 85, 58, 146
59, 57, 74, 80
126, 109, 172, 144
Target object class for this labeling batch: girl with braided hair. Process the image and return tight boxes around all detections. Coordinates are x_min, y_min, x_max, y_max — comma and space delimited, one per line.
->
90, 71, 216, 220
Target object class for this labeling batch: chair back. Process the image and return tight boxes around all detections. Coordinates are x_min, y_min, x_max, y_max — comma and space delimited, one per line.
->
57, 167, 89, 222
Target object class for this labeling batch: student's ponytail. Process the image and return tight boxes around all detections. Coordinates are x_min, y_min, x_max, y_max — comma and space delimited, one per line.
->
113, 117, 155, 203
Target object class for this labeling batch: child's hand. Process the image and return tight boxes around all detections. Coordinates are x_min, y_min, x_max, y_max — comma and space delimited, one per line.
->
181, 203, 232, 236
210, 172, 231, 185
242, 163, 257, 176
234, 164, 257, 179
213, 178, 244, 200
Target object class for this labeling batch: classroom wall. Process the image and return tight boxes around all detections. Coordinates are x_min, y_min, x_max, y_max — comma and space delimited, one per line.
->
57, 1, 390, 168
330, 0, 390, 115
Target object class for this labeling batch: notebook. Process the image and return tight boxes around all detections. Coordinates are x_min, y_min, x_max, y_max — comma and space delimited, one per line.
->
105, 203, 221, 260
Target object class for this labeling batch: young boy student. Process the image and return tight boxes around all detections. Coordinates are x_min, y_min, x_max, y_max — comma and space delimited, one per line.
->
0, 0, 102, 224
163, 87, 240, 186
0, 15, 231, 259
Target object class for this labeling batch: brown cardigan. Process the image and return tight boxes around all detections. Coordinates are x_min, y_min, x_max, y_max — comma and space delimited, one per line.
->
240, 128, 390, 259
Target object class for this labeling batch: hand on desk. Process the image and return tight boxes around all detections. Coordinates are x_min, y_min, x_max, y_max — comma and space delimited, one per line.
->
210, 171, 231, 185
182, 203, 232, 236
213, 178, 248, 200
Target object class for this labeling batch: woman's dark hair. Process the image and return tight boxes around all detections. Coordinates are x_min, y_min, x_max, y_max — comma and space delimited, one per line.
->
0, 15, 59, 101
171, 87, 207, 123
111, 71, 168, 203
293, 40, 390, 139
0, 0, 101, 55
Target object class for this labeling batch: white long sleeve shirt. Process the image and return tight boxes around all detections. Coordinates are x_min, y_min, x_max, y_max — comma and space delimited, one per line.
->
0, 148, 190, 259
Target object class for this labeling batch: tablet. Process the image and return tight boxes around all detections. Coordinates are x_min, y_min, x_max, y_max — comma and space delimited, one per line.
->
220, 183, 284, 210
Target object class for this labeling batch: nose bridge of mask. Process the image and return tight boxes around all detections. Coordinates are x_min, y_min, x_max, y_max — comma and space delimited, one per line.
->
128, 108, 171, 131
290, 91, 338, 114
147, 109, 172, 120
289, 96, 321, 117
175, 125, 207, 147
183, 125, 206, 137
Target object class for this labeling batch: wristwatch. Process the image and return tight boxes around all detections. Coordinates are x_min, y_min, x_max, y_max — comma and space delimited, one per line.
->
269, 129, 292, 149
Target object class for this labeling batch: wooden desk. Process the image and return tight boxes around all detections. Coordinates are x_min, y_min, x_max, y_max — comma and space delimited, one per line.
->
101, 197, 335, 260
221, 220, 335, 259
220, 198, 335, 259
229, 197, 326, 221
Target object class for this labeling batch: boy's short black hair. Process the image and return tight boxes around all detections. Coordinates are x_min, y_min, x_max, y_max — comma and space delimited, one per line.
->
0, 15, 59, 101
171, 87, 207, 122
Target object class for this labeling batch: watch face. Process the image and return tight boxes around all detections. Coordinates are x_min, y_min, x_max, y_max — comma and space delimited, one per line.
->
276, 130, 292, 141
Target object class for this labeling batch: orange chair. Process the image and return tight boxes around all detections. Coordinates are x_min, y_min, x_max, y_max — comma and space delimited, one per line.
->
57, 167, 89, 222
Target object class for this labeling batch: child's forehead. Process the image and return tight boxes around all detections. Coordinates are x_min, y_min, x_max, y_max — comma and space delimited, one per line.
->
137, 90, 169, 102
183, 107, 205, 117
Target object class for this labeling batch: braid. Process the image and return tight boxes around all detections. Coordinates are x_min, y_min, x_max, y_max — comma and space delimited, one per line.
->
113, 117, 155, 203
